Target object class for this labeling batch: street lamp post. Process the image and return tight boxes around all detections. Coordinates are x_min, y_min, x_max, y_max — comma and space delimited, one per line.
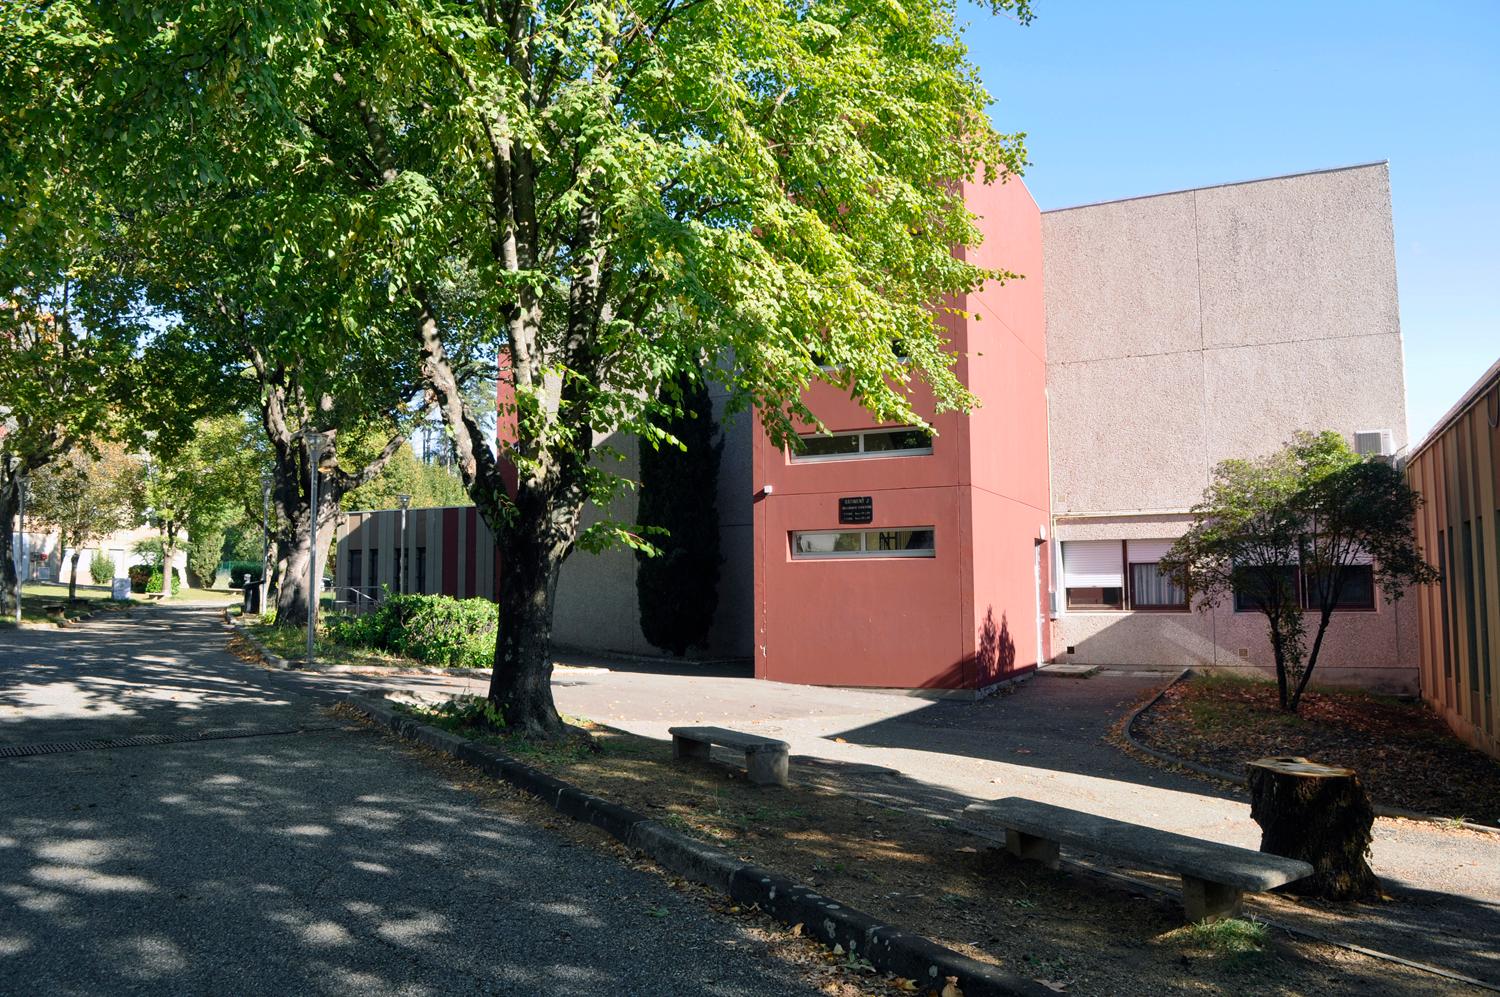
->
8, 456, 21, 626
260, 471, 273, 615
302, 432, 331, 666
397, 494, 411, 597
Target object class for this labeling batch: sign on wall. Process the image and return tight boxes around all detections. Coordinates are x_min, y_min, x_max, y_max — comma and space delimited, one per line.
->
838, 496, 873, 524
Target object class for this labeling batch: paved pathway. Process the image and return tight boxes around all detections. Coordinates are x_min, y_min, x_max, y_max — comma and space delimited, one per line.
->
0, 607, 821, 996
369, 652, 1500, 987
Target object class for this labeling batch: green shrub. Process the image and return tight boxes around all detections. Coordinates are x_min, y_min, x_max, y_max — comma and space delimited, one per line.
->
326, 593, 496, 668
224, 561, 263, 589
89, 550, 115, 585
144, 569, 165, 594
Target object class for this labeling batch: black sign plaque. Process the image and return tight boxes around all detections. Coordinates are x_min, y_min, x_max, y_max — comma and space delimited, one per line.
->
838, 496, 873, 525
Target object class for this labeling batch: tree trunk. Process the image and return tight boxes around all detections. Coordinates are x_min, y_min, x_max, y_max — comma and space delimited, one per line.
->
1247, 756, 1381, 900
274, 510, 337, 629
486, 482, 584, 742
69, 548, 81, 600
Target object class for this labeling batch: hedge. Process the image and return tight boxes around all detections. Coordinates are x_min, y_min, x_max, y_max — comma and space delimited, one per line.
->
326, 593, 496, 668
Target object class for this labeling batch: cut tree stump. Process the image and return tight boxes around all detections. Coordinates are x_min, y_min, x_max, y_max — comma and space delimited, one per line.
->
1247, 756, 1381, 901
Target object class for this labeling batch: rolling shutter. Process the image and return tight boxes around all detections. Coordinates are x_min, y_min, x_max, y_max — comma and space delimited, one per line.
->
1126, 539, 1175, 564
1062, 540, 1124, 588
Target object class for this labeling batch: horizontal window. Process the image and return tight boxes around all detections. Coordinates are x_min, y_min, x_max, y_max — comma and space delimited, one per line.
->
1232, 564, 1376, 613
1061, 539, 1188, 612
791, 527, 936, 559
1066, 586, 1123, 611
790, 427, 933, 462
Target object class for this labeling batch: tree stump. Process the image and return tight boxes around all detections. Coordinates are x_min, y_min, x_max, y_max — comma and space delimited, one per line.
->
1247, 756, 1381, 901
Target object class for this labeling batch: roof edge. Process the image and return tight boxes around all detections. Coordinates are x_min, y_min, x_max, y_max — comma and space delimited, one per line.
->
1407, 356, 1500, 463
1042, 160, 1390, 214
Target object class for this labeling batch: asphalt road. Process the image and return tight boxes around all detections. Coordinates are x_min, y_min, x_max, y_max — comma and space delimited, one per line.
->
0, 605, 821, 996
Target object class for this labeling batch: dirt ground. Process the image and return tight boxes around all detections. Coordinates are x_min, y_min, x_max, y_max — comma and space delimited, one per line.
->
1132, 673, 1500, 827
376, 700, 1479, 997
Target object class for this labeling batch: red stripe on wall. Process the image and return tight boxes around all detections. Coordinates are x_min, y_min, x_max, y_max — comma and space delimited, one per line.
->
442, 508, 460, 596
464, 507, 478, 599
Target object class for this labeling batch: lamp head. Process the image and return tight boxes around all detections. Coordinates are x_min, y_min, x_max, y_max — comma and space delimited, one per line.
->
397, 494, 411, 510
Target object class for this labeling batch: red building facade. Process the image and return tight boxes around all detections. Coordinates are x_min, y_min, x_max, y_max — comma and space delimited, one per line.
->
751, 176, 1051, 691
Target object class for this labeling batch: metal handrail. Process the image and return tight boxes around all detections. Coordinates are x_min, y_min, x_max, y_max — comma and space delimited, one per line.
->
336, 585, 385, 615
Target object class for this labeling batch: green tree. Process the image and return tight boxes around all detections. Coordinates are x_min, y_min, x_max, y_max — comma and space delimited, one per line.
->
5, 0, 1035, 735
1162, 432, 1438, 712
23, 441, 135, 599
344, 440, 472, 513
636, 374, 723, 656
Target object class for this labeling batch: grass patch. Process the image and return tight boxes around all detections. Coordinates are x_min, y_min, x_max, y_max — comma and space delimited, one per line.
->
1164, 917, 1269, 971
1135, 671, 1500, 826
1, 583, 138, 627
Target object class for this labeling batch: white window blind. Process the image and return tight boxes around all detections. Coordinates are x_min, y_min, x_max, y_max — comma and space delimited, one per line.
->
1126, 539, 1175, 563
1062, 540, 1123, 588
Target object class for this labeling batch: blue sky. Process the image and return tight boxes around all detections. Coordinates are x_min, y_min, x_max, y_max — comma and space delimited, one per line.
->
963, 0, 1499, 442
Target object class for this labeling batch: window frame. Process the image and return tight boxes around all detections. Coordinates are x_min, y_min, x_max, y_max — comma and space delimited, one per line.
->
1300, 563, 1377, 612
789, 526, 936, 560
1230, 561, 1378, 614
1126, 561, 1189, 612
788, 426, 933, 464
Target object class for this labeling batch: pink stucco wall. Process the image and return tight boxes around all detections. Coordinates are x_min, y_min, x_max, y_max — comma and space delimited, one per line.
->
753, 176, 1050, 690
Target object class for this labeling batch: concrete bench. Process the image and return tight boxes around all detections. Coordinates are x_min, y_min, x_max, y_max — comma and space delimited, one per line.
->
669, 726, 790, 787
44, 604, 67, 621
966, 796, 1313, 922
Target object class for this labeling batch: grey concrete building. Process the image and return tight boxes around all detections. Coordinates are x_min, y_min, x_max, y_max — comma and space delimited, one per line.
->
1044, 162, 1419, 690
339, 161, 1421, 690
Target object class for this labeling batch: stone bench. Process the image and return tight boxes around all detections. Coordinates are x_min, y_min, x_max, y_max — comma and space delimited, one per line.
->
44, 604, 67, 621
669, 726, 790, 787
965, 796, 1313, 922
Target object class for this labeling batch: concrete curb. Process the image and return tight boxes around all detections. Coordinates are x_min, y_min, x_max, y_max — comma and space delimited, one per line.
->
345, 694, 1055, 997
1124, 669, 1500, 835
223, 610, 295, 670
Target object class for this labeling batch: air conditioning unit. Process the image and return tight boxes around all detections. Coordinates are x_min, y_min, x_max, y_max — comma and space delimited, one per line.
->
1354, 429, 1394, 463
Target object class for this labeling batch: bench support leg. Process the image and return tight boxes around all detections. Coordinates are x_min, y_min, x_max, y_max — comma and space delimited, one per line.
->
673, 736, 711, 762
1181, 876, 1242, 923
1005, 829, 1060, 870
746, 750, 789, 787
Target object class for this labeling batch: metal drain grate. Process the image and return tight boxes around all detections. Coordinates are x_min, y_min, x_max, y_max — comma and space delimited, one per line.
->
0, 725, 339, 760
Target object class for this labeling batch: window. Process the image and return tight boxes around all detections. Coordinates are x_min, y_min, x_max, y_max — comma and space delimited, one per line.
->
791, 527, 935, 559
1463, 520, 1480, 692
1232, 561, 1378, 613
1233, 566, 1300, 613
368, 549, 379, 588
1302, 564, 1376, 610
790, 427, 933, 462
1129, 563, 1187, 610
1438, 530, 1452, 678
415, 547, 427, 595
393, 549, 403, 590
1125, 539, 1186, 611
1062, 540, 1124, 610
347, 550, 363, 592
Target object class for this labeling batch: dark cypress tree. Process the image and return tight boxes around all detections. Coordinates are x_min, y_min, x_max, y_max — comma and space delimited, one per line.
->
636, 373, 724, 656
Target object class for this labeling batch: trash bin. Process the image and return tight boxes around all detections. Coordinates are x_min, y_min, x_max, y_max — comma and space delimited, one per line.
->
243, 582, 262, 615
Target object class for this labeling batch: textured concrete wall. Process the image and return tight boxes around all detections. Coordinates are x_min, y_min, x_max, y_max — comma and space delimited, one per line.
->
1044, 163, 1414, 683
549, 387, 755, 659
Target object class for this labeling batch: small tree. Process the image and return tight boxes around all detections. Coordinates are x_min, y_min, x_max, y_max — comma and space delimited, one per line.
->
25, 442, 134, 599
1163, 432, 1437, 712
89, 549, 115, 585
636, 374, 724, 656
